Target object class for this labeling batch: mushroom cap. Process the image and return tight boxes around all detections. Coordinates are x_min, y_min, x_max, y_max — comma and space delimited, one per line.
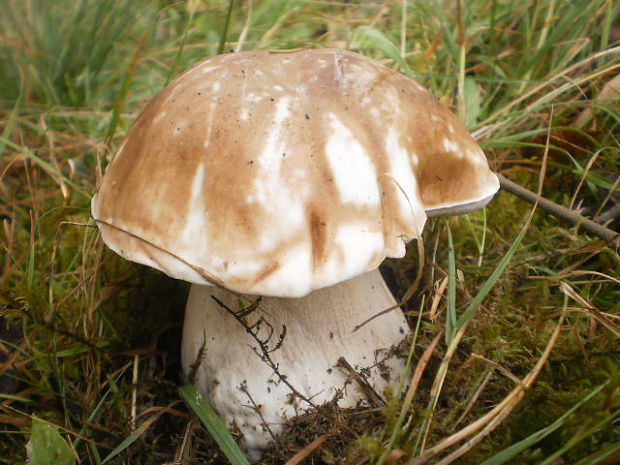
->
92, 49, 499, 297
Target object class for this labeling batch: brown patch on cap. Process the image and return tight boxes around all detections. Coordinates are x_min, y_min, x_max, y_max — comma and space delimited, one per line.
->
253, 262, 282, 285
309, 207, 328, 269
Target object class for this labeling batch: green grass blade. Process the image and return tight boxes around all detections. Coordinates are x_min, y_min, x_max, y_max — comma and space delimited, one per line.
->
538, 409, 620, 465
72, 369, 127, 451
350, 26, 415, 79
100, 421, 153, 464
0, 77, 22, 157
165, 1, 197, 85
381, 295, 426, 461
0, 393, 35, 403
85, 368, 146, 464
574, 441, 620, 465
479, 207, 488, 266
455, 224, 527, 330
89, 442, 103, 465
179, 384, 250, 465
0, 137, 87, 196
217, 0, 236, 55
446, 225, 457, 344
105, 36, 146, 144
479, 380, 610, 465
413, 211, 534, 454
600, 0, 613, 52
463, 77, 482, 129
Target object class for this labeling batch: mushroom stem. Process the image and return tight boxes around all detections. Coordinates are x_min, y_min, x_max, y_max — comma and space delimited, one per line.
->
181, 267, 410, 458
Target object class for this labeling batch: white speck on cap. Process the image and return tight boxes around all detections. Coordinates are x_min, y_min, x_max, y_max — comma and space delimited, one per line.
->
153, 111, 167, 124
200, 64, 222, 75
442, 137, 460, 155
181, 164, 207, 245
203, 102, 217, 148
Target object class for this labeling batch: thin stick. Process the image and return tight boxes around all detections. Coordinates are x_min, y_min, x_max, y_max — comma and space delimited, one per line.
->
593, 175, 620, 221
173, 420, 194, 463
131, 354, 139, 430
284, 432, 333, 465
337, 357, 385, 406
498, 174, 619, 244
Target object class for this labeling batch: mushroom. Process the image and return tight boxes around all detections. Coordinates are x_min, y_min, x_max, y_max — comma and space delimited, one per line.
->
91, 49, 499, 458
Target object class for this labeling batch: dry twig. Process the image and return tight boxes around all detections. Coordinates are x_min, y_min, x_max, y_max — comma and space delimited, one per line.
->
498, 173, 619, 245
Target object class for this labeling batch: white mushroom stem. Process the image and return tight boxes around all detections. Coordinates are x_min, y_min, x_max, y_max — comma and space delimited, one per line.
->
181, 268, 410, 458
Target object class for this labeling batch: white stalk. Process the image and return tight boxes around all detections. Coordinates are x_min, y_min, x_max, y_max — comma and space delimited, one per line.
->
181, 268, 410, 458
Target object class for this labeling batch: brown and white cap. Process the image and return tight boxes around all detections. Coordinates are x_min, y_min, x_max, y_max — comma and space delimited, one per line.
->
91, 49, 499, 297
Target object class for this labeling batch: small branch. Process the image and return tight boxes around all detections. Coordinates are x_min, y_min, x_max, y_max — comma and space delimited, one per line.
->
498, 174, 619, 245
240, 383, 277, 441
211, 296, 315, 408
187, 334, 207, 384
595, 203, 620, 225
336, 357, 385, 407
284, 431, 334, 465
131, 354, 139, 430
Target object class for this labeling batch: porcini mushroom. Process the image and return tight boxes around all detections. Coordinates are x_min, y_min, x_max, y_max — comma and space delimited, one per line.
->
91, 49, 499, 457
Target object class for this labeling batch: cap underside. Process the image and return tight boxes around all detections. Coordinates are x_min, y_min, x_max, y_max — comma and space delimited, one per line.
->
425, 174, 500, 217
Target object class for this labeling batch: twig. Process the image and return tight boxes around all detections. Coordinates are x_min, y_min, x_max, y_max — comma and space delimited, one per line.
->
336, 357, 385, 407
595, 203, 620, 225
186, 335, 206, 384
173, 419, 194, 464
284, 431, 334, 465
498, 173, 619, 245
240, 383, 276, 441
131, 354, 139, 430
211, 296, 315, 408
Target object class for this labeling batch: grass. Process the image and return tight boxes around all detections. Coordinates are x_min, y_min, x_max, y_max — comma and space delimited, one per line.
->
1, 0, 619, 464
